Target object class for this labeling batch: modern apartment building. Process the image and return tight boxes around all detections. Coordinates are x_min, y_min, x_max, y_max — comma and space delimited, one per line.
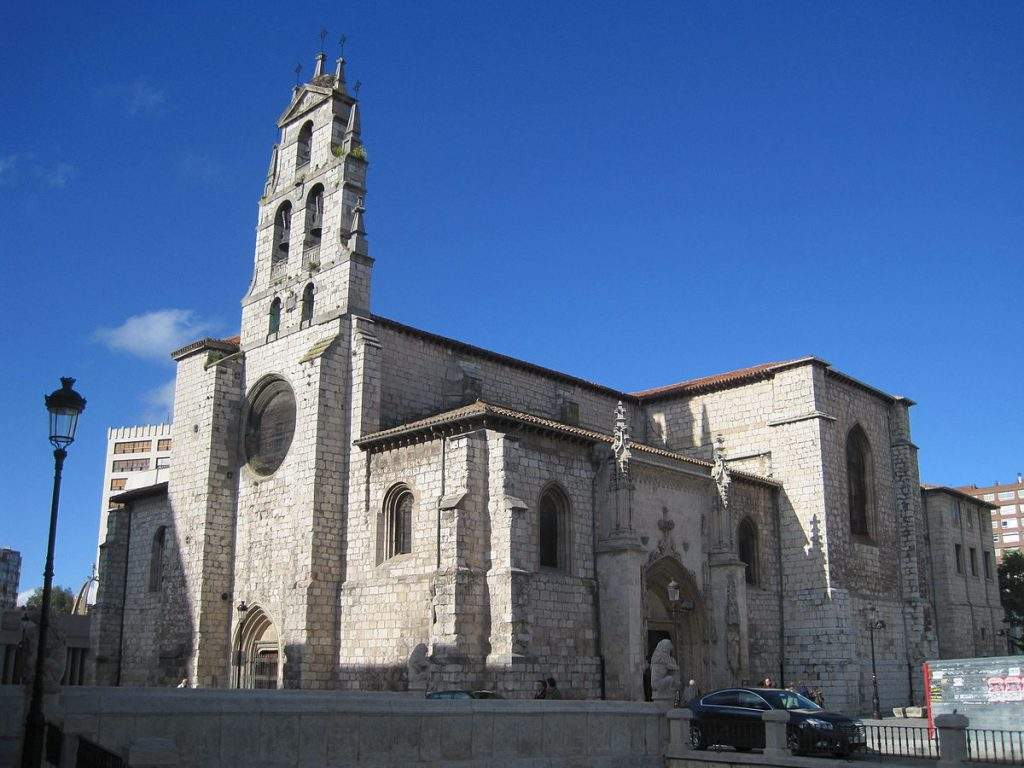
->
959, 475, 1024, 561
96, 425, 173, 552
0, 548, 22, 610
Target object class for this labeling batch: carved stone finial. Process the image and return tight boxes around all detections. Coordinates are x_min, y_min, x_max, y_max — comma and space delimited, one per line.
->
711, 433, 731, 509
610, 401, 632, 487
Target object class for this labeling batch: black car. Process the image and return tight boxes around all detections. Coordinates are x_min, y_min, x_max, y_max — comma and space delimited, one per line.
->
685, 687, 866, 757
425, 690, 504, 699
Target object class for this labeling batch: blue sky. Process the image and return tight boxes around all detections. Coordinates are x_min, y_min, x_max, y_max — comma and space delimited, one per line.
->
2, 0, 1021, 597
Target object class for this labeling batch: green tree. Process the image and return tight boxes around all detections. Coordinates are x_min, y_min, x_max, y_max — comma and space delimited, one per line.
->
997, 550, 1024, 653
24, 585, 76, 616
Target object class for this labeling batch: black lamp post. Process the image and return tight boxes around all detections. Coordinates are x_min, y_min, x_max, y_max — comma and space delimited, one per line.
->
867, 609, 886, 721
21, 378, 85, 768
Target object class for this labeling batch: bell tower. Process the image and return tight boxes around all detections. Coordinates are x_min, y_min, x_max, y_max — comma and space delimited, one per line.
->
240, 49, 372, 348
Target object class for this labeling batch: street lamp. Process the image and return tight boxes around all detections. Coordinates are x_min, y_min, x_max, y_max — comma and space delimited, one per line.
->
21, 378, 85, 768
867, 609, 886, 721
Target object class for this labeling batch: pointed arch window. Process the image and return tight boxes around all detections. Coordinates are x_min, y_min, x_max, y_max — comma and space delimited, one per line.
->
846, 425, 874, 539
268, 297, 281, 337
300, 283, 315, 327
380, 485, 414, 560
737, 516, 759, 585
271, 201, 291, 272
296, 121, 313, 168
538, 485, 570, 572
149, 526, 166, 592
303, 185, 324, 266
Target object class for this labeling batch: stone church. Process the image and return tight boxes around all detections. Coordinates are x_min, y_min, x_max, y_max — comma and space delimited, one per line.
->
89, 51, 1003, 713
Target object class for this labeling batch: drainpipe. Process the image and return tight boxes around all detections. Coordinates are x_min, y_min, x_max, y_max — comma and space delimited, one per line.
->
114, 504, 133, 687
772, 487, 785, 688
590, 448, 606, 699
437, 432, 446, 570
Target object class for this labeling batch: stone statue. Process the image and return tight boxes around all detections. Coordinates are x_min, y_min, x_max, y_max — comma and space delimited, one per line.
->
610, 401, 633, 484
649, 638, 679, 703
407, 643, 434, 692
711, 434, 731, 510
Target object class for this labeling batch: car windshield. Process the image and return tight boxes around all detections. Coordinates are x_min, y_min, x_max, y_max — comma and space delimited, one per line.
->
761, 690, 821, 711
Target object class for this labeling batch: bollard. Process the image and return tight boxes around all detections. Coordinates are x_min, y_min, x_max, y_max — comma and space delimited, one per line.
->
667, 708, 693, 753
935, 713, 969, 767
762, 709, 791, 758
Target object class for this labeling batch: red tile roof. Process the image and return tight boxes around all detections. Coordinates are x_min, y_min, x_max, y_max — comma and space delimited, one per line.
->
631, 357, 820, 399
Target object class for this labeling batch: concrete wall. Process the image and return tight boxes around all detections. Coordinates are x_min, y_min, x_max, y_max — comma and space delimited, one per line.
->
51, 687, 665, 768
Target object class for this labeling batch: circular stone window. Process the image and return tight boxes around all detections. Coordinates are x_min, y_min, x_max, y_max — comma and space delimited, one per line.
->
244, 378, 296, 476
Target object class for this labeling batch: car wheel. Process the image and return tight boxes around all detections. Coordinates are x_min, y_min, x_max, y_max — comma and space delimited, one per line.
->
690, 723, 707, 750
787, 727, 805, 756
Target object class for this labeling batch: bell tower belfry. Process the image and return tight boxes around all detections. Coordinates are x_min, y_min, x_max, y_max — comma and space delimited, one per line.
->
240, 50, 371, 348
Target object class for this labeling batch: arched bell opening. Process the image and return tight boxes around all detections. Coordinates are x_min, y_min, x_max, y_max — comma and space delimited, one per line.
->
643, 557, 708, 700
233, 605, 281, 689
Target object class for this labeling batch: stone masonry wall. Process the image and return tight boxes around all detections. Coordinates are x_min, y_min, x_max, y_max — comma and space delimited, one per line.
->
232, 316, 352, 689
923, 491, 1004, 659
375, 320, 626, 434
168, 346, 243, 688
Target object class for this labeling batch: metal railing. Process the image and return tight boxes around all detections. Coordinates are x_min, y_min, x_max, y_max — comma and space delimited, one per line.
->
863, 723, 939, 759
968, 729, 1024, 765
75, 737, 126, 768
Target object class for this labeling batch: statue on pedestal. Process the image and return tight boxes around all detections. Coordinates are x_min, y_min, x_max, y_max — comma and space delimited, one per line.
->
649, 638, 679, 704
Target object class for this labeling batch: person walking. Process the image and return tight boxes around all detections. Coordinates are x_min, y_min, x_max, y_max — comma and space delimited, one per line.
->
760, 676, 774, 688
681, 679, 701, 704
533, 679, 548, 699
545, 677, 562, 699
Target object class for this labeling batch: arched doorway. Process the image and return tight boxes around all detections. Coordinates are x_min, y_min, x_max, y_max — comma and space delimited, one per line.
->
234, 606, 281, 689
644, 557, 708, 699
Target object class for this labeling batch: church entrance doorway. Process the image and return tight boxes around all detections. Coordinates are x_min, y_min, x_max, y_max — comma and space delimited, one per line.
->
233, 606, 281, 689
644, 557, 708, 700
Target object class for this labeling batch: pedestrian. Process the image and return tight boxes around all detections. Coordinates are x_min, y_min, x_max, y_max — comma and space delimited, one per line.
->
682, 679, 701, 704
545, 677, 562, 700
760, 676, 774, 688
533, 679, 547, 699
811, 686, 825, 708
797, 682, 811, 698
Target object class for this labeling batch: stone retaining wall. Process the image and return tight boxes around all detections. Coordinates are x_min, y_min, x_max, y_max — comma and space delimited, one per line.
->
48, 687, 666, 767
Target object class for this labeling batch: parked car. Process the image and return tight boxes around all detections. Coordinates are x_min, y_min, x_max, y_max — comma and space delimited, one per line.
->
684, 687, 866, 757
425, 690, 504, 699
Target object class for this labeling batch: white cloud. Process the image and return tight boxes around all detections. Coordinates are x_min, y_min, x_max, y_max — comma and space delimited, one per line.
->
141, 379, 176, 424
38, 161, 76, 189
128, 79, 167, 116
16, 589, 34, 607
95, 309, 216, 361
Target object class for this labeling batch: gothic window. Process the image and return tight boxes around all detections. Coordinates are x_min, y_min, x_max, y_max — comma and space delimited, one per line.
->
383, 485, 413, 559
737, 516, 759, 585
272, 202, 292, 269
304, 185, 324, 253
244, 377, 296, 476
300, 283, 315, 327
149, 526, 166, 592
296, 121, 312, 168
268, 297, 281, 336
846, 425, 873, 539
538, 484, 570, 572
